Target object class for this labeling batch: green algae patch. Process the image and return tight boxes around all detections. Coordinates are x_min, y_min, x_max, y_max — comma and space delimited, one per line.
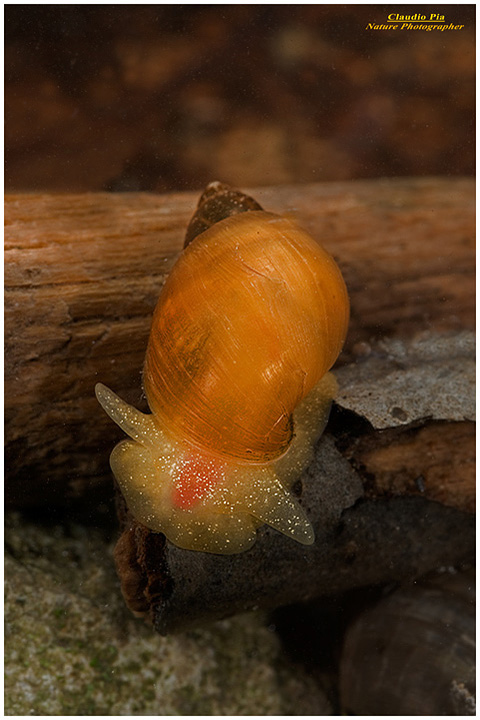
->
5, 513, 330, 715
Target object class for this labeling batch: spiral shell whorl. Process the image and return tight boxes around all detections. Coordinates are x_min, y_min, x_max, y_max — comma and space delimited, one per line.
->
183, 180, 263, 248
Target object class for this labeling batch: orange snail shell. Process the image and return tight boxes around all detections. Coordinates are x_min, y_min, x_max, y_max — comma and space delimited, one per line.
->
144, 210, 348, 463
96, 184, 349, 554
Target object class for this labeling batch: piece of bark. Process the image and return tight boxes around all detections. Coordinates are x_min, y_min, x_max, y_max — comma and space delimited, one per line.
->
345, 421, 475, 513
4, 178, 475, 510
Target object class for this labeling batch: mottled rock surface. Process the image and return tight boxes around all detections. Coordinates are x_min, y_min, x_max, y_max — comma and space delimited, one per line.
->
5, 513, 330, 716
336, 332, 475, 428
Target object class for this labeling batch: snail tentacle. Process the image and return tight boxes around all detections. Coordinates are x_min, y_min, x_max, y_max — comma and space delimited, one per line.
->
95, 383, 160, 445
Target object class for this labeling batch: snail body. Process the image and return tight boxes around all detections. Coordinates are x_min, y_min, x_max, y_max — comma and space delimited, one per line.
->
96, 184, 349, 554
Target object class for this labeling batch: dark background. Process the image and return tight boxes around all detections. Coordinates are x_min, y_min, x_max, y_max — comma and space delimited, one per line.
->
5, 4, 475, 194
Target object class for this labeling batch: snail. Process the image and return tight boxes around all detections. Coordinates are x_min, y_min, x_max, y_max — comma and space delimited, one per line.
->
339, 569, 476, 716
96, 182, 349, 554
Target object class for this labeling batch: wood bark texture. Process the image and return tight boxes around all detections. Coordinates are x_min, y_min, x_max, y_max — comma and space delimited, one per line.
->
5, 179, 475, 631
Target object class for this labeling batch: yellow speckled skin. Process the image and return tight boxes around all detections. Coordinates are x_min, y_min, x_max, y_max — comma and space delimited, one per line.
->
96, 210, 349, 554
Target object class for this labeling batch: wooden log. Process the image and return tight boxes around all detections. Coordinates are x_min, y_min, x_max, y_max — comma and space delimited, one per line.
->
5, 179, 475, 632
4, 178, 474, 511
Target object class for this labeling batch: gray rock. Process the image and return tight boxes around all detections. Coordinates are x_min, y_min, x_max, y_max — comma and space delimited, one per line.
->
336, 331, 475, 428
